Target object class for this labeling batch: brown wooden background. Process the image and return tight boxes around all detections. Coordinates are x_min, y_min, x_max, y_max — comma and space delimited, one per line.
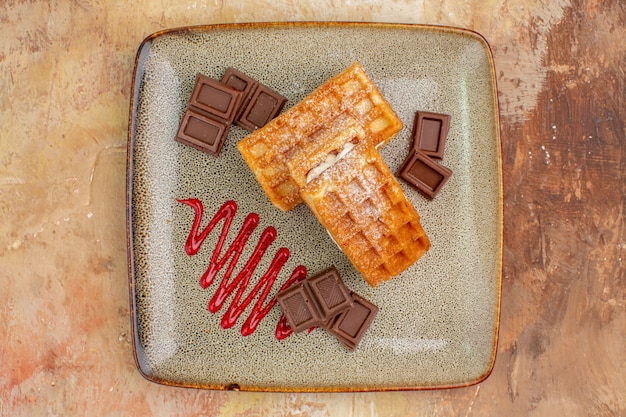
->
1, 0, 623, 415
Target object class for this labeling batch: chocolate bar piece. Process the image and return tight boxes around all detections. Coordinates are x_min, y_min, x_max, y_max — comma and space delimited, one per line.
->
276, 266, 353, 333
276, 266, 378, 351
238, 84, 287, 131
276, 281, 322, 333
398, 150, 452, 199
412, 111, 451, 160
175, 109, 230, 156
328, 293, 378, 351
189, 74, 243, 122
307, 267, 353, 319
177, 70, 287, 156
221, 67, 259, 123
221, 68, 287, 131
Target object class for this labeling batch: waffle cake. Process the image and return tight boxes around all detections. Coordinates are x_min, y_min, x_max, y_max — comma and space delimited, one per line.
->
237, 62, 403, 211
286, 114, 365, 188
300, 142, 431, 287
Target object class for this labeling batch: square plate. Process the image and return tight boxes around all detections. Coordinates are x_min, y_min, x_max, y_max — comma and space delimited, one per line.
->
126, 22, 502, 392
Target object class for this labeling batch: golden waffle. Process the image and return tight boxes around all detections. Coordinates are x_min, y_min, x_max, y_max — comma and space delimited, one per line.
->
237, 62, 403, 211
300, 142, 431, 287
286, 114, 365, 189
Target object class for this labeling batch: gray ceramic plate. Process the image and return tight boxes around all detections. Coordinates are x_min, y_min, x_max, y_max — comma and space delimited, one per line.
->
127, 22, 502, 392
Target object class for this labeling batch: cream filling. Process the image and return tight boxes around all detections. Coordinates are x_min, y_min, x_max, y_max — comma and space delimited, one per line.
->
306, 142, 356, 184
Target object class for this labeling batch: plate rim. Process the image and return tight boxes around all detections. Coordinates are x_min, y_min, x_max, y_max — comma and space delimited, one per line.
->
126, 21, 503, 392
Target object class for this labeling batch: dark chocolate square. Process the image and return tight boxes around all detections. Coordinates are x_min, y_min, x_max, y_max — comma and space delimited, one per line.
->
276, 281, 322, 333
189, 73, 242, 122
238, 84, 287, 131
175, 109, 230, 156
221, 67, 259, 121
328, 293, 378, 351
412, 111, 451, 160
307, 266, 353, 319
398, 150, 452, 199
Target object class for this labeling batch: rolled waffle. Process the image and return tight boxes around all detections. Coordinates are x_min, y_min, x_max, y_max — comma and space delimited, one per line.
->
300, 142, 431, 287
237, 62, 403, 211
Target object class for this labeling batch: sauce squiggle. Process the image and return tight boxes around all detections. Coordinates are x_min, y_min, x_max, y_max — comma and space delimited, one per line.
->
177, 198, 306, 339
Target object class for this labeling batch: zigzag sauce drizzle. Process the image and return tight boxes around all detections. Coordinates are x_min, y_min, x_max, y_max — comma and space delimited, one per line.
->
177, 198, 306, 339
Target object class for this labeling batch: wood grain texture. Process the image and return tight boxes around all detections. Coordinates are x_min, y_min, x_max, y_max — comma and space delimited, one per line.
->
488, 0, 625, 414
0, 0, 623, 415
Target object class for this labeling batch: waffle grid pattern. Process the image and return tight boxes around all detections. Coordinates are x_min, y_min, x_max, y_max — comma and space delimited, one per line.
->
237, 62, 403, 211
301, 143, 430, 287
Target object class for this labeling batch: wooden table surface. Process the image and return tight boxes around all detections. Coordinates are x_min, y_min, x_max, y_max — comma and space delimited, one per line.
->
1, 0, 623, 415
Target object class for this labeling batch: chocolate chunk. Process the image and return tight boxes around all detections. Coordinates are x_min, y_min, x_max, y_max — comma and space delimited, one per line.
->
277, 267, 353, 333
176, 70, 287, 157
328, 293, 378, 351
276, 266, 378, 351
221, 67, 256, 93
276, 281, 322, 333
398, 150, 452, 199
412, 111, 451, 160
221, 67, 259, 122
189, 73, 242, 122
238, 84, 287, 131
307, 266, 353, 319
175, 109, 230, 156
